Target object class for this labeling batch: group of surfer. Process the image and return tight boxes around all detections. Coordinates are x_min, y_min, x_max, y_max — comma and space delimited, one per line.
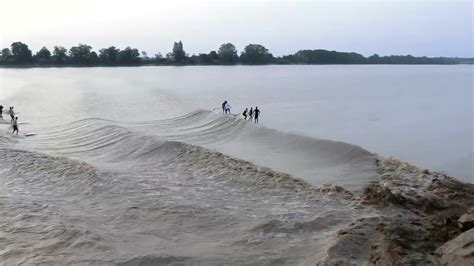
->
242, 107, 260, 123
221, 101, 261, 123
0, 105, 19, 135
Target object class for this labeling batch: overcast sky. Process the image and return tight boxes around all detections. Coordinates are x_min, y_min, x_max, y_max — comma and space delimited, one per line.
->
0, 0, 472, 57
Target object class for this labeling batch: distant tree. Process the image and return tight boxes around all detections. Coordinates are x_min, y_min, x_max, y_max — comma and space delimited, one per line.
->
209, 51, 219, 63
165, 52, 174, 63
117, 47, 140, 64
189, 51, 220, 65
218, 43, 238, 64
139, 51, 152, 64
0, 40, 471, 66
0, 48, 12, 63
368, 53, 380, 64
35, 46, 52, 64
89, 51, 99, 64
171, 41, 187, 63
69, 44, 94, 64
273, 56, 291, 64
240, 44, 273, 64
153, 52, 167, 64
187, 54, 199, 65
289, 50, 366, 64
99, 46, 120, 65
52, 46, 68, 64
36, 46, 51, 59
193, 53, 211, 65
10, 42, 33, 63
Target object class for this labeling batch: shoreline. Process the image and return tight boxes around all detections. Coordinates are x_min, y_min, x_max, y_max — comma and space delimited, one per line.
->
0, 63, 473, 69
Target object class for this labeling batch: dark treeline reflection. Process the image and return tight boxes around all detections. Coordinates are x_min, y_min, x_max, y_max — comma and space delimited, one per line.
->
0, 41, 472, 66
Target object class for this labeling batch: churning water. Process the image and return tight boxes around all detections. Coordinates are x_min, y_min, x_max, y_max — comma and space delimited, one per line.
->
0, 65, 472, 264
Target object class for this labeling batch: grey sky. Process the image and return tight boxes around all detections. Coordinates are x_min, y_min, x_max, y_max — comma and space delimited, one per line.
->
0, 0, 472, 57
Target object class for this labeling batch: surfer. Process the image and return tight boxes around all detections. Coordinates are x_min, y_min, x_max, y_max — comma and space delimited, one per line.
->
242, 108, 248, 120
249, 107, 253, 121
222, 101, 227, 114
254, 107, 260, 124
224, 102, 231, 114
9, 107, 15, 122
12, 117, 19, 135
0, 105, 3, 118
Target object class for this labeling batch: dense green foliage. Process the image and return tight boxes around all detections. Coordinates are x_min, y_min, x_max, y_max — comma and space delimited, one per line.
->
171, 41, 187, 64
281, 50, 366, 64
218, 43, 238, 64
99, 46, 120, 65
69, 44, 96, 64
240, 44, 274, 64
0, 41, 471, 66
9, 42, 33, 64
52, 46, 68, 64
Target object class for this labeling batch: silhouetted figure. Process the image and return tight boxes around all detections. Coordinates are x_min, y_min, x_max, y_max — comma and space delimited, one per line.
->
9, 107, 15, 122
242, 108, 248, 120
221, 101, 227, 114
224, 102, 231, 114
0, 105, 3, 118
12, 117, 19, 135
254, 107, 260, 124
249, 107, 253, 121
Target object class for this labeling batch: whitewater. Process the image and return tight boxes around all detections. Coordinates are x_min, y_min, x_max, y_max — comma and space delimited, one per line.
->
0, 66, 473, 265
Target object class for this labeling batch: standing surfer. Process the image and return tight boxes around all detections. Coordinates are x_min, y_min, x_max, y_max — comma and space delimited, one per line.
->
249, 108, 253, 121
12, 117, 19, 135
222, 101, 227, 114
254, 107, 260, 124
224, 102, 231, 114
0, 105, 3, 118
9, 107, 15, 122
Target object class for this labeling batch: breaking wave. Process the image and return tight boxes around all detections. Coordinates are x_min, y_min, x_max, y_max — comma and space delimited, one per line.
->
31, 110, 378, 189
0, 110, 380, 264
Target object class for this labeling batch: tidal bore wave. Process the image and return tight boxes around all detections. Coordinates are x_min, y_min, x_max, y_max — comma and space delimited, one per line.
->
0, 110, 472, 265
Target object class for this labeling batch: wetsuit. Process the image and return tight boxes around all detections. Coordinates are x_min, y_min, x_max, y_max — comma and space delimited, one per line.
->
12, 118, 18, 134
254, 108, 260, 123
243, 109, 248, 120
9, 109, 14, 121
222, 102, 226, 114
224, 103, 231, 114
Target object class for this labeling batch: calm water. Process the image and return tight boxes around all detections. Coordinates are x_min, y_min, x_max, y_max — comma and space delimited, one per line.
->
1, 65, 472, 180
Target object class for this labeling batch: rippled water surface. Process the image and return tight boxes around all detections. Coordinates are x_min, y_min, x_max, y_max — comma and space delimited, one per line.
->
1, 65, 472, 179
0, 65, 472, 264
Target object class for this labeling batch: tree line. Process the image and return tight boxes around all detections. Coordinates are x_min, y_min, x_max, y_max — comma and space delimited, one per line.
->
0, 41, 471, 66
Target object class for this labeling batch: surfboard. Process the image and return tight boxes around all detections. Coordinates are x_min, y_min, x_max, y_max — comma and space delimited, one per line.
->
0, 121, 29, 124
24, 133, 36, 137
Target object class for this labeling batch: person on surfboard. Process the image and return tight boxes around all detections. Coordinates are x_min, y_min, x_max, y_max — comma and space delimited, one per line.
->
254, 107, 260, 124
224, 102, 231, 114
12, 117, 19, 135
242, 108, 248, 120
0, 105, 3, 118
222, 101, 227, 114
9, 107, 15, 122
